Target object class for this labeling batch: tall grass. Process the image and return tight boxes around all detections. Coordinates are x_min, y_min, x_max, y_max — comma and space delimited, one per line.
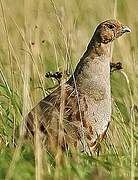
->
0, 0, 138, 179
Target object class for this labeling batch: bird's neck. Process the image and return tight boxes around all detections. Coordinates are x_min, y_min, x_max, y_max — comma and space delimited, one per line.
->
82, 38, 112, 59
67, 39, 112, 87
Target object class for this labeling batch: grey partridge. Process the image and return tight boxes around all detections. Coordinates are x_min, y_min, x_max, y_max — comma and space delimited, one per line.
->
25, 20, 131, 154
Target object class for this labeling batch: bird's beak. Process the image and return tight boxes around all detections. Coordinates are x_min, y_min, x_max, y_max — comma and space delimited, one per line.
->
121, 25, 131, 33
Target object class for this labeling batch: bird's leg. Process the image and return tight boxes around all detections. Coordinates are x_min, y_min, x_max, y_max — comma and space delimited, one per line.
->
91, 122, 110, 156
110, 62, 123, 73
89, 140, 101, 157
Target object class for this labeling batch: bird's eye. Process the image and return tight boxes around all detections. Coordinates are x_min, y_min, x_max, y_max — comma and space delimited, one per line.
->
107, 24, 115, 29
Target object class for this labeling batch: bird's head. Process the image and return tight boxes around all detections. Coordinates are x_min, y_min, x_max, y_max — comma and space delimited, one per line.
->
93, 19, 131, 44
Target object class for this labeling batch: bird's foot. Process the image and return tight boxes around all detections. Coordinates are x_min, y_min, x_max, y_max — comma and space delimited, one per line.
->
45, 71, 63, 84
110, 62, 123, 73
45, 70, 70, 84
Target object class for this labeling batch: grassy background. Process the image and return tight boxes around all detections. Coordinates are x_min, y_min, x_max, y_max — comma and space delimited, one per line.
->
0, 0, 138, 179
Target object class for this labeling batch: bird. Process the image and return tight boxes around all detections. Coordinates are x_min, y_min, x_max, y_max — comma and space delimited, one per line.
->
24, 20, 131, 154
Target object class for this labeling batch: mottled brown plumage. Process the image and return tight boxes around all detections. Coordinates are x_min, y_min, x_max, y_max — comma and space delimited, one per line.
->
25, 20, 131, 154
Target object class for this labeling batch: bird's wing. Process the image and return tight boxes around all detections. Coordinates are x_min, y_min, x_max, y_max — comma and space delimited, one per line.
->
25, 84, 81, 138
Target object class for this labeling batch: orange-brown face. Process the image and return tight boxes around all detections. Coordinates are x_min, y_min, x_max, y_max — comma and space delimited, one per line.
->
94, 19, 131, 44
